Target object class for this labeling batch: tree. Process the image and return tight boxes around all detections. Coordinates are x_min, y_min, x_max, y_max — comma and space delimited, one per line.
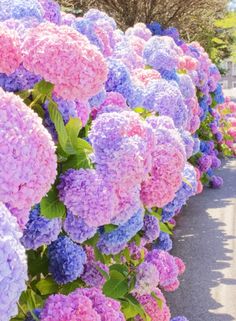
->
57, 0, 234, 63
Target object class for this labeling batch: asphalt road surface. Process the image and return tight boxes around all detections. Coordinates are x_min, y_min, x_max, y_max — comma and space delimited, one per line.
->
166, 158, 236, 321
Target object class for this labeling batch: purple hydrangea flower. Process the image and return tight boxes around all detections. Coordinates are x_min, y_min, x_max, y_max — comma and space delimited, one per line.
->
97, 208, 144, 255
198, 154, 212, 172
0, 64, 41, 92
21, 205, 62, 250
210, 175, 223, 188
48, 236, 87, 284
63, 211, 97, 243
142, 215, 160, 243
81, 260, 109, 288
39, 0, 61, 24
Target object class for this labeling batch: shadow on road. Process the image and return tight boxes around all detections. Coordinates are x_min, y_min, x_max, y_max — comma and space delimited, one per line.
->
166, 158, 236, 321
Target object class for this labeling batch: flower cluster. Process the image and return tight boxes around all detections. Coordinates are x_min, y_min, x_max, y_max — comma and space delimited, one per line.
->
40, 287, 125, 321
0, 202, 27, 320
0, 88, 57, 228
22, 22, 108, 100
0, 2, 232, 321
48, 236, 87, 284
21, 205, 62, 250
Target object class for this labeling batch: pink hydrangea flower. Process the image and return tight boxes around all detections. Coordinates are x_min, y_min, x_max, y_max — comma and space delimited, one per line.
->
0, 23, 22, 75
22, 22, 108, 100
41, 288, 125, 321
75, 100, 90, 126
145, 250, 184, 291
125, 23, 152, 41
0, 88, 57, 228
135, 288, 171, 321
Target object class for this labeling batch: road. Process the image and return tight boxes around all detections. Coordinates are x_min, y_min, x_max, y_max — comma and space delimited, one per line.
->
166, 158, 236, 321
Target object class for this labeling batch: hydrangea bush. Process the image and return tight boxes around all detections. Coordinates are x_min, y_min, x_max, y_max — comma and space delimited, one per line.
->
0, 1, 233, 321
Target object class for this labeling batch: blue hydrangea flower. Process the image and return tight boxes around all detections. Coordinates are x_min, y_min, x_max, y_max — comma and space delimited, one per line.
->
21, 205, 62, 250
142, 215, 160, 243
24, 309, 41, 321
48, 236, 87, 284
160, 69, 179, 82
213, 83, 225, 104
97, 208, 144, 255
146, 22, 163, 35
199, 96, 209, 121
162, 209, 175, 222
89, 88, 106, 108
105, 58, 133, 99
0, 64, 41, 92
0, 0, 44, 21
153, 232, 173, 251
162, 163, 197, 221
63, 211, 97, 243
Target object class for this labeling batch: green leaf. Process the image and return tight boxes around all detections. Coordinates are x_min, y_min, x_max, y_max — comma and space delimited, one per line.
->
124, 294, 151, 321
62, 153, 92, 172
159, 222, 173, 235
36, 277, 59, 295
40, 185, 66, 219
95, 265, 109, 280
151, 291, 163, 309
94, 247, 106, 264
66, 118, 82, 149
110, 264, 129, 277
27, 250, 48, 277
59, 279, 85, 295
104, 224, 117, 233
103, 272, 128, 299
48, 100, 69, 153
182, 177, 192, 188
34, 80, 54, 96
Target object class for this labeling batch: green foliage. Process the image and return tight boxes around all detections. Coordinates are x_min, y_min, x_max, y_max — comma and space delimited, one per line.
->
40, 185, 66, 219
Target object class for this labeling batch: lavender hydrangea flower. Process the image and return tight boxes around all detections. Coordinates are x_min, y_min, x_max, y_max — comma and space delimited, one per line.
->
48, 236, 87, 284
0, 202, 27, 320
210, 175, 223, 189
105, 58, 133, 99
154, 232, 173, 251
143, 35, 180, 71
39, 0, 61, 24
134, 261, 159, 295
81, 260, 109, 288
13, 0, 44, 21
63, 211, 97, 243
97, 208, 144, 255
142, 215, 160, 243
0, 64, 41, 92
143, 79, 188, 128
21, 205, 62, 250
198, 154, 212, 172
